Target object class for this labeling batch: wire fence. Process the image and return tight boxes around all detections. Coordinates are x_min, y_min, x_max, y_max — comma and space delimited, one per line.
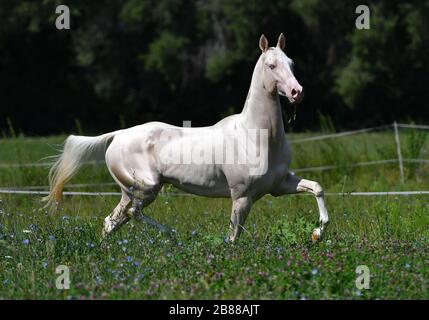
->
289, 122, 429, 181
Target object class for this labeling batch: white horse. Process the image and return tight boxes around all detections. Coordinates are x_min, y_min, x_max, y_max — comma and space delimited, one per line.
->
43, 34, 329, 242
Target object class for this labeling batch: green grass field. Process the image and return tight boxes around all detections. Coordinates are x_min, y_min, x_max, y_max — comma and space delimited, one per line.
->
0, 128, 428, 299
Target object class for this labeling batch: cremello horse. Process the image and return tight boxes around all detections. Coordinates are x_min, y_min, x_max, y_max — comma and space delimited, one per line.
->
43, 34, 329, 242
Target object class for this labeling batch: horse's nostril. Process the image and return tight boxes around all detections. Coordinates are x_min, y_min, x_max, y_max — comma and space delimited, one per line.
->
291, 88, 298, 97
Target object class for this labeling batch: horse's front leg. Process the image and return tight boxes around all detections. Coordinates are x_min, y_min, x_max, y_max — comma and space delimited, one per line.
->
275, 173, 329, 242
228, 197, 252, 242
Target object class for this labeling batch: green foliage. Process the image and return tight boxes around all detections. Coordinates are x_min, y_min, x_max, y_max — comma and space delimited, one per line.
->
0, 1, 428, 135
335, 56, 374, 108
120, 0, 147, 24
144, 32, 189, 88
269, 216, 314, 246
403, 127, 428, 178
205, 51, 236, 82
404, 128, 427, 160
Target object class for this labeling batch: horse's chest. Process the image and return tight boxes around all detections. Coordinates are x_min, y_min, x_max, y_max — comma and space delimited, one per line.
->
240, 162, 286, 196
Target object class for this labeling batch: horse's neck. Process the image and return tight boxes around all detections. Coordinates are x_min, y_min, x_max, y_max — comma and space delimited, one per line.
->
240, 56, 285, 142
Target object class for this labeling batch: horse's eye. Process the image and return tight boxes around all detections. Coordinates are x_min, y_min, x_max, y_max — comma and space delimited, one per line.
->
268, 64, 276, 70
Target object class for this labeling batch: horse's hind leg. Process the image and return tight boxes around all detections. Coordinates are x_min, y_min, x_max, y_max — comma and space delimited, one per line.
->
102, 192, 132, 237
129, 184, 173, 235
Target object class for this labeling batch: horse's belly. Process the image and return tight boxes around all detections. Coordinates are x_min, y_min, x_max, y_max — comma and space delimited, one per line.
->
170, 181, 230, 197
162, 164, 230, 197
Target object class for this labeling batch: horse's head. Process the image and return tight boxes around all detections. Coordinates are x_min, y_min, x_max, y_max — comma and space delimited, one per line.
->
259, 33, 303, 104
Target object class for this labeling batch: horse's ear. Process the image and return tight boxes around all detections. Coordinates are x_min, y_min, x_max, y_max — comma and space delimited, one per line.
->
277, 33, 285, 50
259, 34, 268, 52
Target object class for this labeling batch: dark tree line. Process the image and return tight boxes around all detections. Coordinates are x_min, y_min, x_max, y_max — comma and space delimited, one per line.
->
0, 0, 428, 136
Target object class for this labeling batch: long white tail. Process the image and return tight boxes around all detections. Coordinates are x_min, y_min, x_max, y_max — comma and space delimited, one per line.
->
42, 131, 118, 211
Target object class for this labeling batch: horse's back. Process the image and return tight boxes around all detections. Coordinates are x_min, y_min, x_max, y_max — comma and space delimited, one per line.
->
105, 122, 175, 189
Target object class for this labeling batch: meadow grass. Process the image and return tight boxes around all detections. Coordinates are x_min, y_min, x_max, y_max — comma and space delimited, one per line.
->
0, 129, 428, 299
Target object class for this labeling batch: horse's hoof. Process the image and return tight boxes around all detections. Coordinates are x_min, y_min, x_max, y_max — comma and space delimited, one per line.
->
311, 228, 321, 243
